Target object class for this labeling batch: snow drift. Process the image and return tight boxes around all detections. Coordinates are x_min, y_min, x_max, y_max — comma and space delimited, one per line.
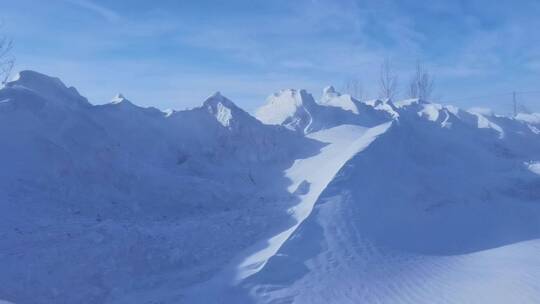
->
1, 71, 540, 304
0, 71, 320, 304
255, 87, 390, 133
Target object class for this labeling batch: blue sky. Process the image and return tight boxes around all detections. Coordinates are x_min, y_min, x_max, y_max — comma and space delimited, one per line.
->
4, 0, 540, 113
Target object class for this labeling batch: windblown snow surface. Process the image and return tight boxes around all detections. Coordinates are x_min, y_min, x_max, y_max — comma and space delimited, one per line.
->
1, 71, 540, 304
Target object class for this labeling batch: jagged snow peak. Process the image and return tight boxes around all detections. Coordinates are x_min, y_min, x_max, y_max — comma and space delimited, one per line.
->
255, 87, 394, 134
0, 70, 323, 303
212, 101, 233, 128
110, 93, 128, 104
363, 98, 384, 107
255, 89, 318, 132
2, 70, 540, 304
5, 70, 90, 107
417, 102, 443, 122
322, 85, 337, 96
319, 85, 359, 114
203, 91, 242, 128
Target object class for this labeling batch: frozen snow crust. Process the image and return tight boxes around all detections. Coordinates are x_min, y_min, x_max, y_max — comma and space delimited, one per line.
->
1, 71, 540, 304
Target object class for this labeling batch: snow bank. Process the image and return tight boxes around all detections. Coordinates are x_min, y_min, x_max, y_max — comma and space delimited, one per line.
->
318, 85, 359, 114
239, 102, 540, 303
236, 122, 392, 281
516, 112, 540, 124
256, 87, 391, 134
527, 161, 540, 175
0, 71, 320, 304
2, 70, 540, 304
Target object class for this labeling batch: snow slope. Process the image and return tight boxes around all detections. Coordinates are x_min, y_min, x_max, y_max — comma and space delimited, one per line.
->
0, 71, 321, 304
1, 71, 540, 304
181, 123, 391, 303
245, 211, 540, 304
237, 122, 392, 280
234, 97, 540, 304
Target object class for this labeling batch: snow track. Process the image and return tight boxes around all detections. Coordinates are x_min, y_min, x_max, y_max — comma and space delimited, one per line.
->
3, 71, 540, 304
183, 123, 392, 303
247, 192, 540, 304
236, 123, 393, 281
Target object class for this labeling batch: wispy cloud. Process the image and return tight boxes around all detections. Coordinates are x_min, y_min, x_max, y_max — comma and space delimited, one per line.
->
7, 0, 540, 112
63, 0, 120, 22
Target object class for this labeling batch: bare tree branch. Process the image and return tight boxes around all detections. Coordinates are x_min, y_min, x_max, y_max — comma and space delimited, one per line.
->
343, 77, 364, 100
408, 60, 434, 100
379, 58, 398, 101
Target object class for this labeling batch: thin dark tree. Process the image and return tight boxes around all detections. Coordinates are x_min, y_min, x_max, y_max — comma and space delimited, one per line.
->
343, 77, 364, 100
408, 61, 434, 100
379, 58, 398, 101
0, 23, 14, 85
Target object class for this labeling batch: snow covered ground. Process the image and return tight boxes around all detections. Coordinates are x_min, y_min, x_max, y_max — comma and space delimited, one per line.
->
0, 71, 320, 303
1, 71, 540, 303
237, 123, 392, 280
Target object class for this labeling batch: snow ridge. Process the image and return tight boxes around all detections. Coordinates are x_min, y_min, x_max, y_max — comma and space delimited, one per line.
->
2, 71, 540, 304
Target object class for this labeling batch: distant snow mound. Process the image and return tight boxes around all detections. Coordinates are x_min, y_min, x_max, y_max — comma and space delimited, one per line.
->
516, 112, 540, 125
319, 85, 359, 114
527, 161, 540, 175
0, 70, 321, 304
256, 87, 391, 133
255, 89, 317, 132
393, 97, 428, 109
238, 97, 540, 304
202, 91, 260, 130
6, 70, 90, 107
110, 93, 128, 104
2, 70, 540, 304
468, 107, 495, 116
